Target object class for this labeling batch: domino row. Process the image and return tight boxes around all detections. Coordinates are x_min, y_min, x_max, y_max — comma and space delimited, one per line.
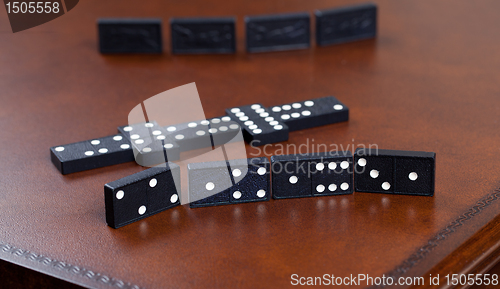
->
105, 149, 436, 228
99, 3, 377, 54
50, 96, 349, 174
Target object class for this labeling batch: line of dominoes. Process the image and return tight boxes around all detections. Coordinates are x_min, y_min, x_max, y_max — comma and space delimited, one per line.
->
105, 149, 435, 228
50, 96, 348, 175
98, 3, 377, 54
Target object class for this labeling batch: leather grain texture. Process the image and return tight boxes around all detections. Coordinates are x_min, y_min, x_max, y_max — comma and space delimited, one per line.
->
1, 0, 500, 288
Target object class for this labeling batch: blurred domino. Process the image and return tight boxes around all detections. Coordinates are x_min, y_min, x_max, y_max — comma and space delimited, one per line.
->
189, 157, 270, 208
98, 18, 163, 54
245, 12, 310, 53
316, 3, 377, 46
171, 17, 236, 54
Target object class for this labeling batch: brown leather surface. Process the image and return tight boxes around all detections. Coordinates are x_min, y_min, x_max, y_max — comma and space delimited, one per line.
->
1, 0, 500, 288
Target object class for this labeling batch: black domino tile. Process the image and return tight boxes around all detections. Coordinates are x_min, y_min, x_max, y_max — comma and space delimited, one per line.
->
98, 18, 163, 54
161, 120, 213, 153
50, 141, 99, 175
245, 12, 310, 53
104, 164, 181, 229
267, 96, 349, 131
188, 160, 232, 208
308, 151, 353, 196
394, 153, 435, 196
315, 3, 377, 46
118, 121, 180, 165
271, 154, 312, 199
171, 17, 236, 54
225, 103, 289, 146
88, 134, 135, 168
354, 148, 436, 196
228, 157, 271, 203
207, 116, 243, 148
147, 164, 181, 214
188, 157, 271, 207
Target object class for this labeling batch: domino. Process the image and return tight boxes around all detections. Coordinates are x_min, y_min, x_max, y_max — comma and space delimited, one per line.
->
207, 116, 242, 148
188, 159, 233, 208
98, 18, 162, 54
354, 148, 436, 196
225, 104, 289, 146
118, 121, 180, 166
229, 157, 271, 203
50, 133, 134, 175
104, 163, 181, 229
161, 116, 241, 152
267, 96, 349, 131
159, 120, 212, 152
171, 17, 236, 54
271, 151, 353, 199
315, 3, 377, 46
271, 154, 311, 199
245, 12, 310, 53
310, 151, 353, 196
188, 157, 270, 208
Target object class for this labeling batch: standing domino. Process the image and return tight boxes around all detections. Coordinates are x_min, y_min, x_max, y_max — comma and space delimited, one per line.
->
315, 3, 377, 46
104, 163, 180, 229
98, 19, 163, 54
171, 17, 236, 54
310, 151, 353, 196
188, 157, 270, 208
354, 148, 436, 196
245, 12, 310, 53
271, 151, 353, 199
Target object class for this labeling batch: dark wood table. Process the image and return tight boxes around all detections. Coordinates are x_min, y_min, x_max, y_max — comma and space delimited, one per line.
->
1, 0, 500, 288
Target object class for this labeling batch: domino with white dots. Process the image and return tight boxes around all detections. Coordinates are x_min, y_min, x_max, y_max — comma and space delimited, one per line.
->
160, 119, 212, 152
225, 104, 289, 146
354, 148, 435, 196
104, 163, 181, 229
188, 159, 233, 207
309, 151, 353, 196
50, 133, 135, 175
271, 154, 313, 199
118, 121, 180, 166
207, 116, 243, 148
271, 152, 353, 199
160, 116, 241, 152
188, 157, 270, 208
268, 96, 349, 131
229, 157, 271, 203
